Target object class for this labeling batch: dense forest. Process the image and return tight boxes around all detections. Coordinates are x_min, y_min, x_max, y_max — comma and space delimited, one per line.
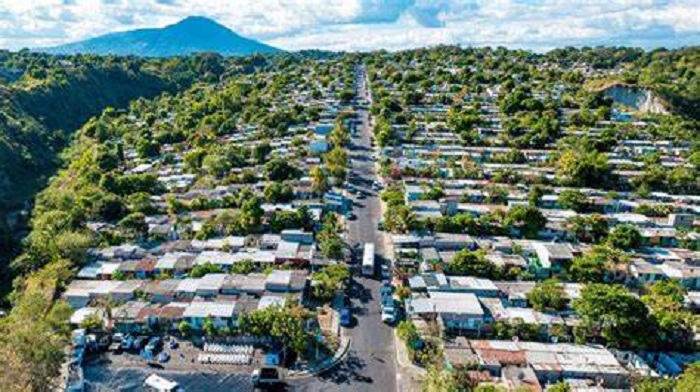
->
0, 45, 697, 390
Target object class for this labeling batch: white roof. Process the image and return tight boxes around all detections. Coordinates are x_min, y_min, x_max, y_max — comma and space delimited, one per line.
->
176, 278, 200, 293
266, 270, 292, 286
409, 292, 484, 315
191, 236, 245, 250
258, 296, 286, 310
70, 307, 104, 325
197, 273, 227, 291
195, 251, 238, 266
275, 241, 299, 258
183, 302, 235, 318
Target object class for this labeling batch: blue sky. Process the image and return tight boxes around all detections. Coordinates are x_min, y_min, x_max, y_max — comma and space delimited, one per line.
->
0, 0, 698, 51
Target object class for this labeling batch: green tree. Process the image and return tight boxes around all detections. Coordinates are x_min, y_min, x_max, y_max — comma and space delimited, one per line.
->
445, 249, 497, 278
178, 320, 192, 337
633, 377, 676, 392
548, 382, 572, 392
118, 212, 148, 239
422, 365, 458, 392
310, 165, 330, 195
558, 189, 589, 212
643, 280, 695, 351
230, 259, 255, 275
677, 363, 700, 392
566, 214, 609, 243
265, 158, 300, 181
190, 262, 224, 278
203, 317, 217, 337
505, 205, 546, 239
528, 185, 544, 207
528, 279, 567, 311
573, 284, 654, 348
607, 224, 642, 250
556, 149, 612, 187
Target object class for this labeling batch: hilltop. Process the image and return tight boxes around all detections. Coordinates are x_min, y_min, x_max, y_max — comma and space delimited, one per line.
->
42, 16, 281, 57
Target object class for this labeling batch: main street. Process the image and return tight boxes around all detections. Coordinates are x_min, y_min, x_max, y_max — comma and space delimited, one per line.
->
289, 65, 398, 392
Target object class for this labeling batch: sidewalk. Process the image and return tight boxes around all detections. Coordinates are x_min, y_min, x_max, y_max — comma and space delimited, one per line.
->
394, 330, 425, 392
287, 334, 351, 379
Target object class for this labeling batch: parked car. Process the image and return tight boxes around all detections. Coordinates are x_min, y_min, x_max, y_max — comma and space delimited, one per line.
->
158, 352, 171, 363
251, 366, 285, 386
379, 282, 393, 298
145, 337, 162, 353
381, 264, 391, 280
133, 336, 149, 352
340, 308, 352, 327
381, 306, 396, 324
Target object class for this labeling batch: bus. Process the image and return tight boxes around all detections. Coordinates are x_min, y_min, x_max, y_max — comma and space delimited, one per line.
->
362, 243, 375, 277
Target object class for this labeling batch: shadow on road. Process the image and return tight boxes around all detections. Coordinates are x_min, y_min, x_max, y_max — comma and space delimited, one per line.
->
313, 352, 373, 386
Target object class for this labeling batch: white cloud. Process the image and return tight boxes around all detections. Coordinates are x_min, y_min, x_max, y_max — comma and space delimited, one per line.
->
0, 0, 697, 51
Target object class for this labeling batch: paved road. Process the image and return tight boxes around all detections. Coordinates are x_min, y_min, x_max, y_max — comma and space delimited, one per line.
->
289, 64, 397, 392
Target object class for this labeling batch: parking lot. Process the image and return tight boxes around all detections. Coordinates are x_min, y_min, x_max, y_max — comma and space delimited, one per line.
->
82, 336, 265, 387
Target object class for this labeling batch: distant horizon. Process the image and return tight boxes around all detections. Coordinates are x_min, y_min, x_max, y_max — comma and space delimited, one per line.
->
0, 1, 698, 53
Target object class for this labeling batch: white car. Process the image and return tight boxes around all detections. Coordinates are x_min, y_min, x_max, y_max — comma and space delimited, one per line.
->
381, 307, 396, 324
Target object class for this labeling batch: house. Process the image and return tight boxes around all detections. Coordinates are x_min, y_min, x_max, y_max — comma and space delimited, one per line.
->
190, 236, 246, 252
280, 229, 314, 245
531, 242, 574, 277
309, 138, 330, 154
110, 280, 145, 303
196, 274, 227, 297
70, 307, 106, 327
446, 277, 499, 297
183, 302, 236, 330
461, 340, 629, 388
265, 270, 307, 293
433, 233, 478, 251
155, 252, 195, 276
143, 280, 179, 304
406, 292, 485, 332
408, 273, 450, 292
323, 192, 352, 214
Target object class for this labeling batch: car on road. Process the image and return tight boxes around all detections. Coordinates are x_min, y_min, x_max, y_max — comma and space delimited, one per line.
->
347, 212, 357, 220
381, 306, 397, 324
251, 366, 285, 387
377, 221, 384, 231
340, 308, 352, 327
381, 264, 391, 280
379, 282, 393, 298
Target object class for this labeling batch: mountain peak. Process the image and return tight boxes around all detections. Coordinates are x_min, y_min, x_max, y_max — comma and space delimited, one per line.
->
42, 16, 280, 57
173, 16, 225, 28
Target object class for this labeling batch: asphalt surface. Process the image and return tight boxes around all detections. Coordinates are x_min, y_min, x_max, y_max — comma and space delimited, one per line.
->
289, 65, 398, 392
84, 366, 254, 391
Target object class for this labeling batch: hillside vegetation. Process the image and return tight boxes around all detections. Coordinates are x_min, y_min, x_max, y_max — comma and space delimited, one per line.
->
0, 51, 249, 296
